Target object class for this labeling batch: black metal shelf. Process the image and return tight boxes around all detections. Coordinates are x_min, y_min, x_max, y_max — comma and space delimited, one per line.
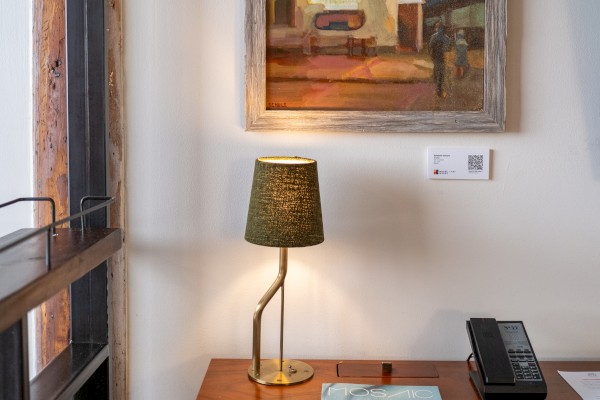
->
0, 197, 122, 400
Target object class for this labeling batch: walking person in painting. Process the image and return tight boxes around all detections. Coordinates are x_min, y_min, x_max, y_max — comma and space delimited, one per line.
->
429, 22, 451, 98
454, 29, 469, 79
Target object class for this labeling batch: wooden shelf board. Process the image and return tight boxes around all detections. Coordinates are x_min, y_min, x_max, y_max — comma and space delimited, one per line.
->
0, 228, 122, 331
30, 342, 108, 400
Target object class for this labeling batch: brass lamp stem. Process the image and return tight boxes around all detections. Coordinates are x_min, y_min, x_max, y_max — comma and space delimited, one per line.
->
248, 249, 314, 385
279, 279, 285, 372
251, 248, 288, 376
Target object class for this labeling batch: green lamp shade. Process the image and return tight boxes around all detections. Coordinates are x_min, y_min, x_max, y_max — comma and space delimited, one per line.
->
245, 157, 324, 248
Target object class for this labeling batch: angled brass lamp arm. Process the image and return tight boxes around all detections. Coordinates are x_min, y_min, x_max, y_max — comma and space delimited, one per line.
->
251, 248, 288, 376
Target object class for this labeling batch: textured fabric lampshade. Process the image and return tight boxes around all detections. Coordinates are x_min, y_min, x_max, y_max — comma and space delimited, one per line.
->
245, 157, 324, 248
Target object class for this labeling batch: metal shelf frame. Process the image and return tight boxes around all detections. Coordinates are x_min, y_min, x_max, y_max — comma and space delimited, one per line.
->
0, 199, 122, 400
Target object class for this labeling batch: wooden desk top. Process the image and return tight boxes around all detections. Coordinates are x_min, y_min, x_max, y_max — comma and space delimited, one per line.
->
197, 359, 600, 399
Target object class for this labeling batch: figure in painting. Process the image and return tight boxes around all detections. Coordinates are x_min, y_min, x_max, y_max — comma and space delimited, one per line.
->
454, 29, 469, 79
428, 22, 450, 98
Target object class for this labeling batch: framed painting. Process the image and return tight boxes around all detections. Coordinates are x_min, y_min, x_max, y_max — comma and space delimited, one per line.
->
245, 0, 506, 132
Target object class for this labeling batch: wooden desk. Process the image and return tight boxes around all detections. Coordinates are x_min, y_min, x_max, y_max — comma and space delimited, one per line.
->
197, 359, 600, 399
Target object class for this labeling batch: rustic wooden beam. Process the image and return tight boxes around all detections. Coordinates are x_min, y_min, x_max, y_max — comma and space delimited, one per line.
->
32, 0, 127, 395
32, 0, 70, 373
107, 0, 127, 398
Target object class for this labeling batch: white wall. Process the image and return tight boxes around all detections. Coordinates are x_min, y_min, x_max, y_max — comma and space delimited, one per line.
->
125, 1, 600, 399
0, 0, 34, 377
0, 1, 32, 233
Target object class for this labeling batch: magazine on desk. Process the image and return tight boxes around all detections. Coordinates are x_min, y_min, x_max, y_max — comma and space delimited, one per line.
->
322, 383, 442, 399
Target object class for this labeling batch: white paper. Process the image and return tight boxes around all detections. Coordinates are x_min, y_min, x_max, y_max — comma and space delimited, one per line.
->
427, 147, 490, 180
558, 371, 600, 400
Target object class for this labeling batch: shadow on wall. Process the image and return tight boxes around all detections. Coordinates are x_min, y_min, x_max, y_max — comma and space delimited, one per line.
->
325, 169, 429, 270
411, 310, 473, 359
568, 0, 600, 181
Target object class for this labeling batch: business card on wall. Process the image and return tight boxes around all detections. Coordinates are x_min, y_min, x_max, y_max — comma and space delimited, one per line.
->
322, 383, 442, 400
427, 147, 490, 180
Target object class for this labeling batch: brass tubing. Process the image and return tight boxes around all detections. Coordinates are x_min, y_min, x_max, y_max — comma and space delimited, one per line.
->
251, 248, 288, 376
280, 282, 284, 372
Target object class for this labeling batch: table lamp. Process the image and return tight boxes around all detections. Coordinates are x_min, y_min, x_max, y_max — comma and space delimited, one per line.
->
245, 156, 324, 386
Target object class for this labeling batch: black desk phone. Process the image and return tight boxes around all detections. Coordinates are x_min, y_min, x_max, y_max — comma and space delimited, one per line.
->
466, 318, 547, 400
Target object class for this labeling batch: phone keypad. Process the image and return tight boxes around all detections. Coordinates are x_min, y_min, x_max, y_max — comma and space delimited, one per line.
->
507, 349, 542, 381
499, 322, 544, 383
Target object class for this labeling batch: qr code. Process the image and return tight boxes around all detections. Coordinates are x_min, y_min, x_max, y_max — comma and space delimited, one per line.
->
468, 154, 484, 171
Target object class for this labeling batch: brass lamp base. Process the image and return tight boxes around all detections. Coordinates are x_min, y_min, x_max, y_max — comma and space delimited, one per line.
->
248, 359, 314, 386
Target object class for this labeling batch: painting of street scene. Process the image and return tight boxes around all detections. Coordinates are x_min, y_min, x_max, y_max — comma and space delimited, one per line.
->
266, 0, 485, 111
